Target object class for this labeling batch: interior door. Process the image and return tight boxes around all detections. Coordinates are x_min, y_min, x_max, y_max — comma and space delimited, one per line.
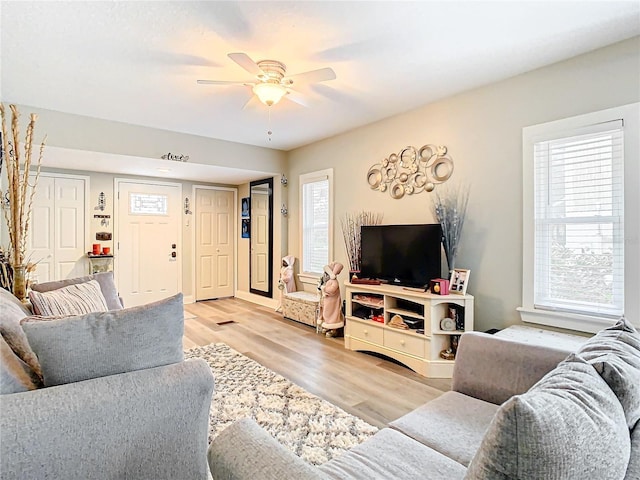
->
195, 188, 234, 300
250, 190, 269, 291
54, 177, 87, 279
28, 174, 86, 283
117, 181, 181, 307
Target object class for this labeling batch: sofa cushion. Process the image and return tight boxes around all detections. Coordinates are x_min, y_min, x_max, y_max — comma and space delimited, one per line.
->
390, 391, 499, 466
626, 425, 639, 480
31, 271, 123, 310
0, 336, 39, 393
29, 280, 108, 316
576, 317, 640, 429
22, 293, 184, 386
319, 428, 466, 480
465, 356, 630, 480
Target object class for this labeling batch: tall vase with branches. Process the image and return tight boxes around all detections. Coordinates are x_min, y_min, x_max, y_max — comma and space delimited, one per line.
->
341, 211, 384, 277
431, 184, 470, 273
0, 104, 46, 300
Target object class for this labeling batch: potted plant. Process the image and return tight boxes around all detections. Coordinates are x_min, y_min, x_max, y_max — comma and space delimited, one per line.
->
340, 211, 383, 280
0, 104, 46, 301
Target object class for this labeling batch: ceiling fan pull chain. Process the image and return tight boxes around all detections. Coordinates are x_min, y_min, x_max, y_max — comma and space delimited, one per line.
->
267, 107, 273, 142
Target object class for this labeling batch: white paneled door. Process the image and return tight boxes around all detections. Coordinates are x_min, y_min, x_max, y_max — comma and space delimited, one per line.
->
28, 174, 87, 283
117, 181, 181, 307
195, 187, 234, 300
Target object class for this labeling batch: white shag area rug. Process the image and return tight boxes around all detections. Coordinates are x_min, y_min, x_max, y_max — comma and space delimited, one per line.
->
185, 343, 378, 465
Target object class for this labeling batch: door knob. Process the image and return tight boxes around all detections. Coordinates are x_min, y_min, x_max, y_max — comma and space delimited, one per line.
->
171, 244, 177, 249
171, 252, 177, 258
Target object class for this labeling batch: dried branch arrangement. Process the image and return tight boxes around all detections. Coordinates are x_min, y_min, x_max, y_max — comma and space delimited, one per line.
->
0, 104, 46, 294
432, 184, 470, 272
341, 211, 384, 272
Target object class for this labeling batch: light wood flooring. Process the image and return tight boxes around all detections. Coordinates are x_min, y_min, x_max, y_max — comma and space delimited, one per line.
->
183, 298, 450, 428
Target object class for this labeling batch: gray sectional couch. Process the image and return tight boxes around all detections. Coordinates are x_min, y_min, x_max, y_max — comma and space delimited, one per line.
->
0, 284, 215, 480
208, 321, 640, 480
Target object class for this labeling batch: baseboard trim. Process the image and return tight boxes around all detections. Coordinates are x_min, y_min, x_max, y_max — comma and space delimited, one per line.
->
183, 295, 195, 304
235, 290, 279, 309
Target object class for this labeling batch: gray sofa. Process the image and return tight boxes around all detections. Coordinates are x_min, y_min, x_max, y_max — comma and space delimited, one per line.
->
0, 285, 215, 480
208, 321, 639, 480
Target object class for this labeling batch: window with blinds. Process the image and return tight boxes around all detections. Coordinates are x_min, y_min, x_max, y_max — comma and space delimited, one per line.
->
533, 121, 624, 317
300, 170, 332, 274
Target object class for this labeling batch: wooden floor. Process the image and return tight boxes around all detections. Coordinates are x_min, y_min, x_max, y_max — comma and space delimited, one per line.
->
183, 298, 450, 428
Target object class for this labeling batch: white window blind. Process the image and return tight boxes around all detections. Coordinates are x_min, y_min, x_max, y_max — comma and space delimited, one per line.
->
301, 174, 330, 274
533, 120, 624, 317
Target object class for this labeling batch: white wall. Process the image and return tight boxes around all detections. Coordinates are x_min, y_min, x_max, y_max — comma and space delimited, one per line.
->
13, 105, 287, 174
286, 37, 640, 332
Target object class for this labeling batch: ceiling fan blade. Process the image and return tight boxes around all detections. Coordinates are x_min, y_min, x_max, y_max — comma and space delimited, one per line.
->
242, 95, 262, 110
284, 89, 310, 107
284, 67, 336, 85
197, 79, 254, 86
228, 52, 264, 76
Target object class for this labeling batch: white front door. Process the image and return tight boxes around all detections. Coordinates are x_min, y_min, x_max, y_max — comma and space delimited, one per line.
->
28, 174, 87, 283
250, 191, 269, 291
195, 187, 234, 300
116, 181, 181, 307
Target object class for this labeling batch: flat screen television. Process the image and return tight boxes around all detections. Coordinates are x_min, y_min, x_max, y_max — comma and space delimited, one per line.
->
360, 224, 442, 288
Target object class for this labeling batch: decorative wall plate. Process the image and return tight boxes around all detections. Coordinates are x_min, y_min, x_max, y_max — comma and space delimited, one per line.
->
366, 144, 453, 198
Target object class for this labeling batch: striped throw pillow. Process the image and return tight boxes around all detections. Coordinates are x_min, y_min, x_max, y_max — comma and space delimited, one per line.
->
29, 280, 108, 316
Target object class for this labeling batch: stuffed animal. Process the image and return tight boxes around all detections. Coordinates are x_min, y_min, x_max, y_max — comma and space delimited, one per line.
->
318, 262, 344, 337
275, 255, 296, 312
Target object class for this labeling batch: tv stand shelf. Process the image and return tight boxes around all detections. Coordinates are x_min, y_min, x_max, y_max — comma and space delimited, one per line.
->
344, 282, 474, 378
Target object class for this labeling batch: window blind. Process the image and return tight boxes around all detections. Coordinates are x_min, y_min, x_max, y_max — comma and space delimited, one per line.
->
533, 120, 624, 317
302, 177, 329, 274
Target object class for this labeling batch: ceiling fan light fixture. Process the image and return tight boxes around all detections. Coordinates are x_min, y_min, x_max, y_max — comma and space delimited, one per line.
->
253, 82, 287, 106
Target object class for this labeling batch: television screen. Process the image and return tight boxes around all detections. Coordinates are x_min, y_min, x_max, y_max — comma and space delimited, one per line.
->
360, 224, 442, 287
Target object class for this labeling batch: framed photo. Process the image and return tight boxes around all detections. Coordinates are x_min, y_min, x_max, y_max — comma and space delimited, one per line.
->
241, 218, 250, 238
241, 197, 250, 218
449, 268, 470, 295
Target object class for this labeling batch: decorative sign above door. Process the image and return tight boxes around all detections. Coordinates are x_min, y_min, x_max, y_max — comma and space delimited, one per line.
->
366, 144, 453, 199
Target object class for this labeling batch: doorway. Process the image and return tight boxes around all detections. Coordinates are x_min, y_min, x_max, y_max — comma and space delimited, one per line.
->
193, 186, 236, 301
115, 179, 181, 307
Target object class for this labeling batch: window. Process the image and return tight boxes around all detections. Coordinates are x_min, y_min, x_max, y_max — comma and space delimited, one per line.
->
300, 169, 333, 275
129, 193, 168, 215
520, 104, 639, 333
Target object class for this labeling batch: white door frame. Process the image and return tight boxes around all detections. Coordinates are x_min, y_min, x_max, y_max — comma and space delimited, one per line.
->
191, 185, 238, 302
35, 172, 91, 278
114, 177, 183, 296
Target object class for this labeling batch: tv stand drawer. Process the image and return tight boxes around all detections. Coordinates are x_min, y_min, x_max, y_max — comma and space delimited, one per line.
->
384, 329, 425, 357
348, 320, 383, 344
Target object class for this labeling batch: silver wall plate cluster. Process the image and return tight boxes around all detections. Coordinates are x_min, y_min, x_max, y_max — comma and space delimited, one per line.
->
367, 144, 454, 199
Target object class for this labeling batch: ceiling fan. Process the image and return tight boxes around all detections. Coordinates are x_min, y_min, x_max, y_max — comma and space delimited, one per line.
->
197, 52, 336, 107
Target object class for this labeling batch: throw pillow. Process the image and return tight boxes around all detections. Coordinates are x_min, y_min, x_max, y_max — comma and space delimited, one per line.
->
465, 356, 630, 480
577, 317, 640, 429
0, 336, 40, 394
31, 271, 123, 310
29, 280, 108, 316
0, 290, 43, 384
22, 293, 184, 386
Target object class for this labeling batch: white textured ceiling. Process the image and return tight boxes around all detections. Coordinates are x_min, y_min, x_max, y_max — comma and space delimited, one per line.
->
2, 1, 639, 151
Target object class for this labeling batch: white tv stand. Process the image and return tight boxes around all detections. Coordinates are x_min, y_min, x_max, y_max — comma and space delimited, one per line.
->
344, 282, 474, 378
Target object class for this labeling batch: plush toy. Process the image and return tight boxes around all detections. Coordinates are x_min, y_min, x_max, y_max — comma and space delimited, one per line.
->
275, 255, 296, 312
318, 262, 344, 337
